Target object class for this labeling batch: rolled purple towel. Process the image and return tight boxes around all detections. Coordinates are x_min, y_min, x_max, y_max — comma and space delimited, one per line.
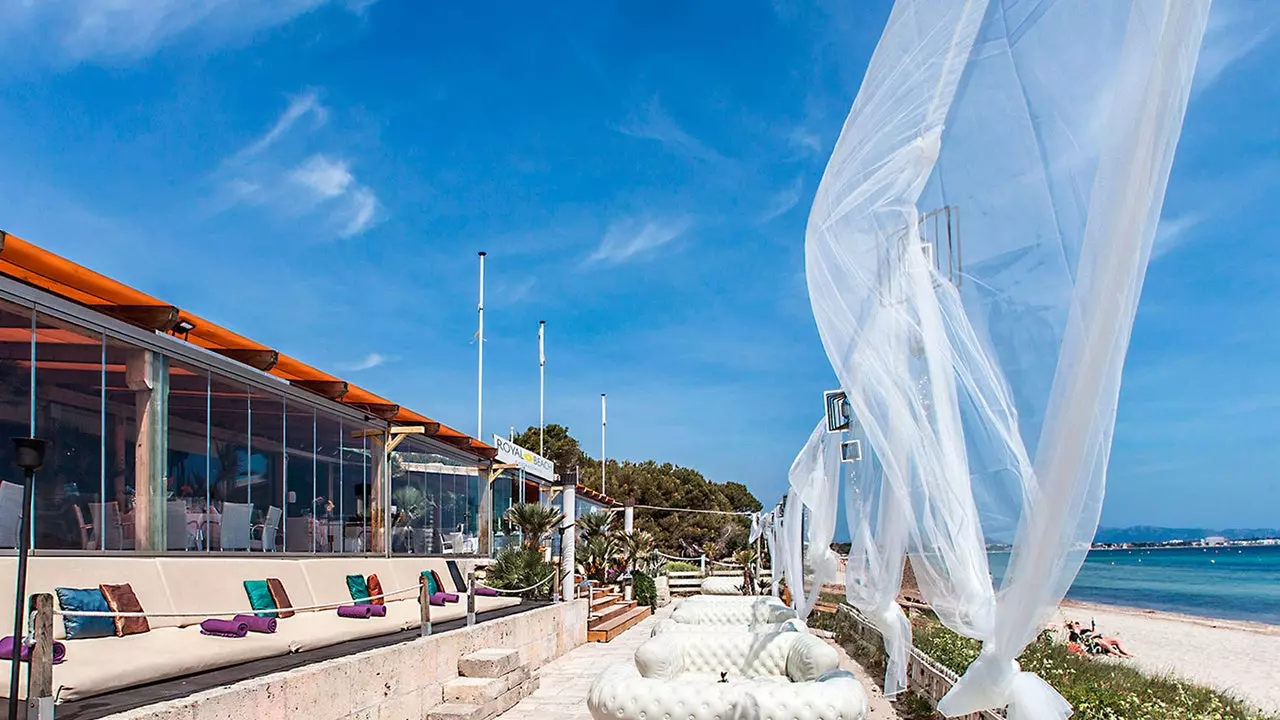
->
440, 592, 460, 603
337, 605, 374, 619
200, 618, 249, 638
0, 635, 66, 665
369, 604, 387, 618
234, 614, 277, 634
474, 586, 500, 597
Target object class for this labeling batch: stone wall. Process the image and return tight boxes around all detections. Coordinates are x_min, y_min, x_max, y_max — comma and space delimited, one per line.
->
106, 600, 589, 720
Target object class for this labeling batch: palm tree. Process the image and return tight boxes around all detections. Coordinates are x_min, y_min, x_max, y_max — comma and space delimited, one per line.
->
578, 535, 620, 583
578, 510, 614, 543
620, 530, 656, 575
504, 503, 563, 550
488, 547, 555, 600
733, 547, 758, 595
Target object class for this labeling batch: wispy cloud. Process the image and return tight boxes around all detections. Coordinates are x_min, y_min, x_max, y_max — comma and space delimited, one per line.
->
214, 93, 382, 238
1193, 1, 1280, 93
0, 0, 376, 65
238, 90, 328, 160
1151, 212, 1207, 261
787, 127, 823, 157
618, 96, 723, 163
338, 352, 392, 371
588, 215, 694, 266
758, 177, 804, 225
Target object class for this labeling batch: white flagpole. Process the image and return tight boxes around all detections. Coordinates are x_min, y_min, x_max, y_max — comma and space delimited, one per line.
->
477, 251, 486, 439
600, 393, 607, 496
539, 320, 546, 457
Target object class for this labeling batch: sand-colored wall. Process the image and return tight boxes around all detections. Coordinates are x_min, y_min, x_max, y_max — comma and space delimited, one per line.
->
103, 600, 589, 720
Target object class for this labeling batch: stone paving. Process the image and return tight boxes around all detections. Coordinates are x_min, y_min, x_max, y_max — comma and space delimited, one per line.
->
497, 605, 670, 720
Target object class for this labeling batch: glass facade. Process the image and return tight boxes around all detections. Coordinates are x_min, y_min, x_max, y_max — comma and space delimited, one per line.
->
0, 286, 488, 556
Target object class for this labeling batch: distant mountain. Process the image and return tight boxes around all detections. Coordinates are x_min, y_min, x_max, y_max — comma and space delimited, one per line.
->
1093, 526, 1280, 544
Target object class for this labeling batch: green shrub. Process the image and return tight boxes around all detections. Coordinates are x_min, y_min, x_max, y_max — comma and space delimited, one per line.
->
665, 560, 698, 573
487, 547, 556, 601
633, 570, 657, 609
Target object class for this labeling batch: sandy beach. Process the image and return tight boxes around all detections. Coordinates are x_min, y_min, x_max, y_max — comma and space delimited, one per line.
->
1059, 600, 1280, 714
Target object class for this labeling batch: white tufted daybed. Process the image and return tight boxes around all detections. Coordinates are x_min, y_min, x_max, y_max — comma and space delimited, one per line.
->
651, 616, 807, 636
699, 575, 744, 594
587, 629, 868, 720
670, 596, 798, 626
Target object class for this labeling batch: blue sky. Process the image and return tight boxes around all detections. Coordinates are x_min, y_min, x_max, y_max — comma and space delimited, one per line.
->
0, 0, 1276, 531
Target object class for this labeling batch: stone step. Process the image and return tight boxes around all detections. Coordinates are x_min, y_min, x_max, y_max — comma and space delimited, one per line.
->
428, 675, 539, 720
444, 667, 531, 704
588, 599, 636, 626
458, 648, 521, 679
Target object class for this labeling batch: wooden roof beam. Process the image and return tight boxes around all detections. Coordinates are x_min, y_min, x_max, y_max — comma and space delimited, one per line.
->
216, 348, 279, 372
345, 402, 400, 420
291, 379, 349, 400
89, 304, 181, 332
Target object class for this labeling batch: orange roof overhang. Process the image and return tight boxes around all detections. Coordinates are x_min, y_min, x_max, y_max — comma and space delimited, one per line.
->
0, 228, 492, 460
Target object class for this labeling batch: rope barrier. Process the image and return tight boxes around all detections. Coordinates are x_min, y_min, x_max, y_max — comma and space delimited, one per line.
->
54, 583, 425, 618
482, 571, 556, 595
657, 550, 702, 561
634, 504, 751, 517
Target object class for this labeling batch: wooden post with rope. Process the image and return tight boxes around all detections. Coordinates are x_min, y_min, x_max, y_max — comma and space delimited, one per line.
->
27, 593, 54, 720
418, 575, 432, 637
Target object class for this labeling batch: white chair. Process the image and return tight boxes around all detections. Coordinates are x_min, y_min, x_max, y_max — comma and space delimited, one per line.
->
0, 481, 24, 548
587, 631, 867, 720
700, 576, 745, 594
73, 505, 97, 550
218, 502, 251, 551
251, 506, 282, 551
166, 501, 190, 550
671, 596, 797, 626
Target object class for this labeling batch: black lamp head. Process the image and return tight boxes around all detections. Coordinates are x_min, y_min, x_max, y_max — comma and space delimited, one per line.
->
11, 437, 49, 472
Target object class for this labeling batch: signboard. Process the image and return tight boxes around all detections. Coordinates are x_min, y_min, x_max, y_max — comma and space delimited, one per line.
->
491, 435, 556, 481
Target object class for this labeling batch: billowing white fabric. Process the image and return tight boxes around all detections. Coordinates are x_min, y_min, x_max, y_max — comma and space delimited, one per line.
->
842, 421, 912, 697
781, 420, 842, 621
764, 507, 782, 597
804, 0, 1208, 717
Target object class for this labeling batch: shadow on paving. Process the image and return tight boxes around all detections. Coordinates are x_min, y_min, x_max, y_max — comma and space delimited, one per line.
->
1, 602, 549, 720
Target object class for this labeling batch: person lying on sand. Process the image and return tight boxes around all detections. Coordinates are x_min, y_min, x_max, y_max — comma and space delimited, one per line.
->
1067, 620, 1135, 658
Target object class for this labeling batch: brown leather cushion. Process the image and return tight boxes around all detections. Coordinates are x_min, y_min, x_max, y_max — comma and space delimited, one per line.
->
99, 583, 150, 636
266, 578, 295, 618
365, 574, 385, 605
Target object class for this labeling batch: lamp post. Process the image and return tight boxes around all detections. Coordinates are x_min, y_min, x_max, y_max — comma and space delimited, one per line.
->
9, 437, 48, 720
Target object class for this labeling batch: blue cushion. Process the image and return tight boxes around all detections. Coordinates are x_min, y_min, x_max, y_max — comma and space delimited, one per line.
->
420, 570, 440, 595
55, 587, 114, 640
243, 580, 278, 618
346, 574, 371, 605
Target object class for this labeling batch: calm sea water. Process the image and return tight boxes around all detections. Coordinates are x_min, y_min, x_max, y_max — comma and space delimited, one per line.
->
988, 545, 1280, 625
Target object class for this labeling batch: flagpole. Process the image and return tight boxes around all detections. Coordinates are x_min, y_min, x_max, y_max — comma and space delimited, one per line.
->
539, 320, 546, 457
600, 393, 607, 496
477, 251, 486, 440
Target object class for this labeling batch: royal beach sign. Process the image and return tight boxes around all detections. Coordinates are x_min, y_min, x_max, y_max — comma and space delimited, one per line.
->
492, 435, 556, 481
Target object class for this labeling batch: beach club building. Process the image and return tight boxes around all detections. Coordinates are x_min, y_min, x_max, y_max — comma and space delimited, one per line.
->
0, 229, 510, 558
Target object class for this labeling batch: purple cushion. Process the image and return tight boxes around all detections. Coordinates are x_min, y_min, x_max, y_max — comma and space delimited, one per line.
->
475, 586, 500, 597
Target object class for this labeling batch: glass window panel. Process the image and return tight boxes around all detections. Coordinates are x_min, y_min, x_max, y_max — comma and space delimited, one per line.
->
466, 470, 481, 555
248, 386, 284, 551
208, 373, 249, 550
102, 335, 142, 550
0, 300, 33, 550
315, 409, 343, 554
284, 401, 315, 552
340, 429, 367, 553
167, 359, 210, 551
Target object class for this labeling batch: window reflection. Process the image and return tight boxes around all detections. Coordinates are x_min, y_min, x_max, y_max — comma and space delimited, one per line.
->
167, 359, 210, 551
0, 300, 32, 550
284, 402, 315, 552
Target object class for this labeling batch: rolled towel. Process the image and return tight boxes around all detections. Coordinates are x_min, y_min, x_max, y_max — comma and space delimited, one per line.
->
234, 614, 277, 634
474, 586, 500, 597
0, 635, 66, 665
200, 618, 249, 638
369, 604, 387, 618
337, 605, 375, 619
430, 592, 456, 606
439, 592, 460, 603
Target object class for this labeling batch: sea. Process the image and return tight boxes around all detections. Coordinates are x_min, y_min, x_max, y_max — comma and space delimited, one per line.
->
988, 545, 1280, 626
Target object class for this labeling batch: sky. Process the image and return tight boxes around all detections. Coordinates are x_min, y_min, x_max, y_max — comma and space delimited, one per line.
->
0, 0, 1277, 532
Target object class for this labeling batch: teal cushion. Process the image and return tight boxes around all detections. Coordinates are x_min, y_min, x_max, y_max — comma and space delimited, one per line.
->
346, 574, 371, 605
420, 570, 440, 595
243, 580, 278, 618
55, 587, 114, 639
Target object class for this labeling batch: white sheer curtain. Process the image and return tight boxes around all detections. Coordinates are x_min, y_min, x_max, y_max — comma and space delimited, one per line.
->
805, 0, 1208, 717
781, 420, 842, 621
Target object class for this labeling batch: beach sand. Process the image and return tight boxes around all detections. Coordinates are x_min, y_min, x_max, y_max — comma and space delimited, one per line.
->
1060, 600, 1280, 715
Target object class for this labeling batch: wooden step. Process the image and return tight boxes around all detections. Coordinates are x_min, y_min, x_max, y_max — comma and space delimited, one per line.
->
588, 599, 636, 627
587, 606, 652, 643
590, 594, 621, 612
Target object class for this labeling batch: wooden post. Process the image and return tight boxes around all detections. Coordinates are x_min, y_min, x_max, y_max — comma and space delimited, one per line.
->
26, 593, 54, 720
466, 569, 477, 626
478, 462, 493, 557
369, 431, 387, 554
418, 575, 432, 637
128, 350, 168, 551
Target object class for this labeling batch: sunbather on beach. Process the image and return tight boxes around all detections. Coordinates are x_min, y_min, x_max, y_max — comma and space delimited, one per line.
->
1067, 621, 1135, 658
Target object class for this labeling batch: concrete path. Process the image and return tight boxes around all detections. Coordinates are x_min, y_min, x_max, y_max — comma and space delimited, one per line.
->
498, 606, 670, 720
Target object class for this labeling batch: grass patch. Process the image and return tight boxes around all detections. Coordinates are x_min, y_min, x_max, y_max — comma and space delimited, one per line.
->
665, 560, 699, 573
